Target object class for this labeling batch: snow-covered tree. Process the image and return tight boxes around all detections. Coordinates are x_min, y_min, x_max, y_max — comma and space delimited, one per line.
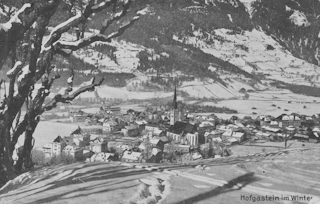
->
0, 0, 149, 187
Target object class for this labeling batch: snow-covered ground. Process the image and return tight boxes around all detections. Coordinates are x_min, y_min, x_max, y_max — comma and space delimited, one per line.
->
73, 40, 145, 74
25, 121, 79, 149
0, 162, 172, 204
199, 90, 320, 118
2, 147, 320, 204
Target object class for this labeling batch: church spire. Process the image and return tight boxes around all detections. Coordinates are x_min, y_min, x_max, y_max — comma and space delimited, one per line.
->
173, 85, 178, 109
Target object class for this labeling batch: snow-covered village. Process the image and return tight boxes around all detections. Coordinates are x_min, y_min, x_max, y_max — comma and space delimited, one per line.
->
36, 89, 320, 165
1, 0, 320, 204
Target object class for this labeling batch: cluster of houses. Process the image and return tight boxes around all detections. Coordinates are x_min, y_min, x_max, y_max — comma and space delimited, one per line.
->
42, 89, 320, 164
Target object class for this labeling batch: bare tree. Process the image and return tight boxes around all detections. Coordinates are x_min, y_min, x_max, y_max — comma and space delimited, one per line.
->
0, 0, 149, 187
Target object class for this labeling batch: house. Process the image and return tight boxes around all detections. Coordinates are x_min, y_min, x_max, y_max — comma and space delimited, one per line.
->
276, 114, 301, 128
121, 150, 142, 163
145, 125, 159, 132
138, 143, 146, 151
69, 109, 84, 117
115, 137, 140, 149
85, 115, 99, 125
121, 124, 139, 137
204, 130, 224, 143
70, 114, 87, 123
42, 136, 67, 158
42, 143, 61, 158
293, 133, 309, 141
269, 121, 279, 128
135, 120, 148, 131
262, 126, 281, 134
90, 140, 108, 153
152, 129, 166, 137
149, 147, 163, 163
258, 115, 271, 126
230, 115, 239, 124
231, 132, 245, 142
63, 145, 83, 160
89, 152, 115, 162
222, 131, 245, 142
186, 113, 194, 119
161, 115, 170, 121
103, 120, 118, 133
90, 135, 106, 143
256, 131, 271, 139
100, 106, 121, 115
211, 137, 222, 143
198, 121, 215, 132
216, 125, 235, 132
150, 138, 165, 150
73, 134, 90, 147
192, 152, 202, 160
309, 132, 320, 143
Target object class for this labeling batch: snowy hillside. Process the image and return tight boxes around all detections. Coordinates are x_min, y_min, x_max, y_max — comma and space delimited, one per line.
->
3, 0, 320, 102
177, 27, 320, 86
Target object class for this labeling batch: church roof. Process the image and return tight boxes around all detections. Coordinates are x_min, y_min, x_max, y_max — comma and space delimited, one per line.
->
168, 121, 197, 135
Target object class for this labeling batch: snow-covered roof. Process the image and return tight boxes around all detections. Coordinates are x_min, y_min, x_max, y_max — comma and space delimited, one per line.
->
222, 130, 233, 137
117, 144, 130, 150
294, 134, 309, 139
313, 127, 320, 132
212, 137, 222, 142
279, 114, 300, 121
90, 152, 114, 162
270, 121, 278, 125
138, 143, 146, 150
285, 126, 296, 131
63, 145, 80, 152
135, 120, 148, 125
228, 138, 238, 143
262, 126, 280, 133
122, 151, 142, 161
232, 132, 244, 138
256, 132, 271, 137
199, 121, 214, 128
103, 120, 118, 126
43, 143, 53, 149
186, 114, 194, 118
153, 129, 164, 136
192, 152, 202, 160
234, 122, 245, 127
152, 148, 161, 156
150, 138, 160, 145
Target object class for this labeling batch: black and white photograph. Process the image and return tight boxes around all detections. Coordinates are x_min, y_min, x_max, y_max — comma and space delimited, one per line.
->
1, 0, 320, 203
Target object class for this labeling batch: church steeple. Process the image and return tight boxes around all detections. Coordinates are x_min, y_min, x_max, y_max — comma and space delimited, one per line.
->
170, 85, 183, 126
172, 85, 178, 110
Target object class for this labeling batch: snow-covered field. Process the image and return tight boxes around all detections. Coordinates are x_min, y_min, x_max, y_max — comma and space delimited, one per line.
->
198, 90, 320, 118
26, 121, 79, 148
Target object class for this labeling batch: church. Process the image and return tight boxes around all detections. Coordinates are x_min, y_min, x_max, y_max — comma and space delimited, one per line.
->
170, 86, 184, 125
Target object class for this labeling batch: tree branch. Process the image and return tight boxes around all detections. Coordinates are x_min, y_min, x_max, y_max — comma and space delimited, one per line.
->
43, 0, 117, 48
0, 0, 60, 71
43, 77, 104, 111
100, 0, 132, 34
10, 114, 28, 153
55, 7, 149, 51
